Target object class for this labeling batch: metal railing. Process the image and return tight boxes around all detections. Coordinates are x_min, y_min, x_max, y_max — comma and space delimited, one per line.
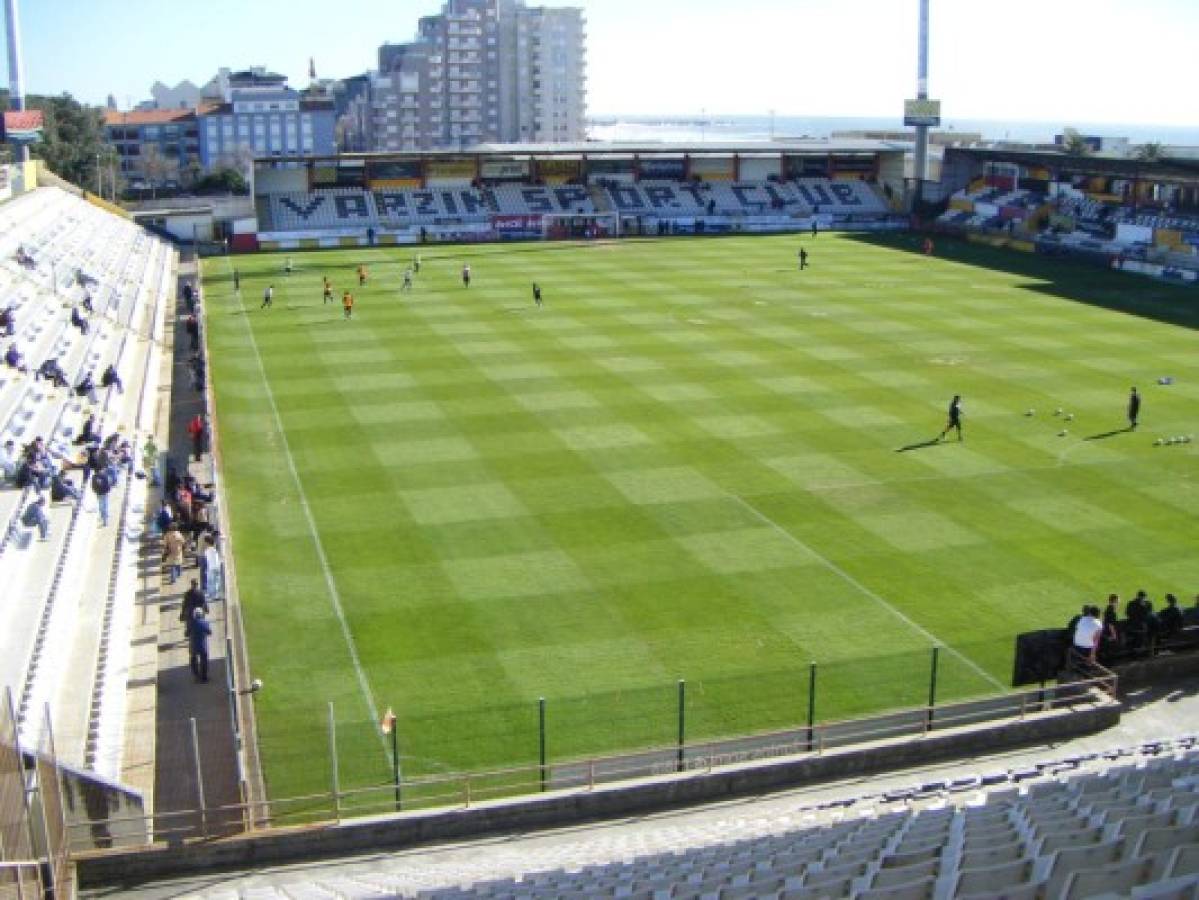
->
63, 671, 1116, 852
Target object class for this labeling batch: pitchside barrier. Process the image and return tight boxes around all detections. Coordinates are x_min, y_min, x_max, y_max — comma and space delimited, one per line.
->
60, 641, 1122, 848
63, 665, 1117, 851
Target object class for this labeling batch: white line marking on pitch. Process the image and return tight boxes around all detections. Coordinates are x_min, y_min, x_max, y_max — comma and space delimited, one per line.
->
224, 260, 391, 760
732, 495, 1005, 691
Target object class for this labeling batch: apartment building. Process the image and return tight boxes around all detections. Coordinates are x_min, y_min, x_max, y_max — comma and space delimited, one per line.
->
369, 0, 585, 151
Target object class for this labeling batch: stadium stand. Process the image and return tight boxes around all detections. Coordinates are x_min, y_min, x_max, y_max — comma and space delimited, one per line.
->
0, 185, 174, 779
119, 737, 1199, 898
598, 178, 888, 219
268, 188, 379, 232
256, 177, 892, 241
487, 183, 596, 216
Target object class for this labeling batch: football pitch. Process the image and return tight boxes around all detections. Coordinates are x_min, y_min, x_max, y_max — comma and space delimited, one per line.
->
201, 233, 1199, 801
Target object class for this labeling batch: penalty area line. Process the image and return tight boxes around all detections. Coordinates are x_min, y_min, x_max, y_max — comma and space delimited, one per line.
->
732, 496, 1005, 691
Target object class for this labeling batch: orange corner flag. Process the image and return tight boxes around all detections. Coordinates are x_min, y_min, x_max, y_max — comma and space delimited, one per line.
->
380, 708, 396, 734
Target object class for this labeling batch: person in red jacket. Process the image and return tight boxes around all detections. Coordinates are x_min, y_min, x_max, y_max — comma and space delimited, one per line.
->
187, 414, 207, 462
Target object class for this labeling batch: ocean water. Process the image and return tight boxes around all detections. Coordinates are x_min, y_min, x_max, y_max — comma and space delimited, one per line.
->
587, 115, 1199, 147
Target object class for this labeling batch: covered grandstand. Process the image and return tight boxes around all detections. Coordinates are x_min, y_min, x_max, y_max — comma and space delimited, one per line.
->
248, 141, 908, 250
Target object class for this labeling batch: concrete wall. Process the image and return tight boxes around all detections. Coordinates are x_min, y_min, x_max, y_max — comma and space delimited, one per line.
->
76, 700, 1119, 889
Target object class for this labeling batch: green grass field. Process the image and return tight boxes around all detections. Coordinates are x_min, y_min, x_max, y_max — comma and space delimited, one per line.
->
202, 233, 1199, 801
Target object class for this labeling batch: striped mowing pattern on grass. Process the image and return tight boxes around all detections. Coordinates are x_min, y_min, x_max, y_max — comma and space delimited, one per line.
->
203, 234, 1199, 799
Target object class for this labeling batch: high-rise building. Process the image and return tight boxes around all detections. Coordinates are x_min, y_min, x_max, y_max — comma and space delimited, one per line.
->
369, 0, 584, 151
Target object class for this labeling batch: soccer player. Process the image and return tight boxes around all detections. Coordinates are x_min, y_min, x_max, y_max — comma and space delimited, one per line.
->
811, 220, 818, 238
342, 290, 354, 320
233, 269, 240, 291
401, 268, 413, 292
413, 254, 421, 275
798, 247, 808, 270
1128, 387, 1141, 430
357, 265, 368, 287
532, 282, 542, 307
923, 237, 935, 256
285, 257, 293, 276
462, 264, 471, 288
261, 285, 274, 309
323, 278, 333, 304
939, 394, 963, 442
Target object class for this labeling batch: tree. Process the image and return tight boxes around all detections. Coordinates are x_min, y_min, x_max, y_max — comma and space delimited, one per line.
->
1135, 141, 1165, 163
0, 90, 108, 187
140, 145, 178, 198
1061, 127, 1092, 157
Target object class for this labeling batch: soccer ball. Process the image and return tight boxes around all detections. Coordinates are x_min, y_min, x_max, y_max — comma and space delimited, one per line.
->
1155, 439, 1164, 446
1065, 413, 1074, 422
1058, 430, 1068, 437
1054, 408, 1063, 416
251, 678, 264, 692
1025, 409, 1035, 416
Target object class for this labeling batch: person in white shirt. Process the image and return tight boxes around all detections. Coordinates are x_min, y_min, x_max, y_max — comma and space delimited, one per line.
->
1072, 605, 1103, 664
0, 439, 16, 483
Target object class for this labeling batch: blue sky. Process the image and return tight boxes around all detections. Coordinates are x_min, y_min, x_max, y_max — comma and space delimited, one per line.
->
2, 0, 1197, 127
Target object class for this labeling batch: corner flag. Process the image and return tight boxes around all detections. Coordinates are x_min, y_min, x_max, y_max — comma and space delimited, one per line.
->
380, 707, 396, 734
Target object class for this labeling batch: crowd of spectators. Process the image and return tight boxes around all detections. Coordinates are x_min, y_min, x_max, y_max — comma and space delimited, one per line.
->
1068, 590, 1198, 666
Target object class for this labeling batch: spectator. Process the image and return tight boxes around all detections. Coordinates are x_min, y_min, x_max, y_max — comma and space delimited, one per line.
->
100, 363, 123, 394
1102, 593, 1122, 654
187, 414, 207, 462
21, 495, 49, 541
81, 292, 95, 314
4, 344, 29, 374
75, 372, 98, 404
163, 523, 185, 584
0, 305, 14, 336
202, 534, 222, 600
179, 579, 208, 626
70, 307, 89, 335
75, 415, 98, 446
91, 467, 112, 527
0, 439, 16, 483
37, 358, 70, 389
1071, 605, 1103, 664
152, 499, 173, 536
188, 608, 212, 683
1159, 594, 1184, 642
142, 436, 160, 486
1126, 590, 1154, 651
185, 315, 199, 351
50, 471, 81, 503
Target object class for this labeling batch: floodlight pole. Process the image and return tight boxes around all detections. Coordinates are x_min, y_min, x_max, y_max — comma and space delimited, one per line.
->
4, 0, 30, 162
912, 0, 931, 209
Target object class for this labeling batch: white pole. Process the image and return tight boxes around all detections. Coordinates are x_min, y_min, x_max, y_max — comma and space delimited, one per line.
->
328, 701, 340, 818
190, 717, 208, 837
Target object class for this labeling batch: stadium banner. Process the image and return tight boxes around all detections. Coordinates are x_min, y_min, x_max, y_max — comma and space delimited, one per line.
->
638, 159, 686, 179
426, 159, 476, 180
903, 98, 941, 127
2, 110, 45, 145
481, 160, 530, 180
371, 178, 422, 189
535, 159, 581, 183
492, 214, 543, 238
689, 157, 734, 180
